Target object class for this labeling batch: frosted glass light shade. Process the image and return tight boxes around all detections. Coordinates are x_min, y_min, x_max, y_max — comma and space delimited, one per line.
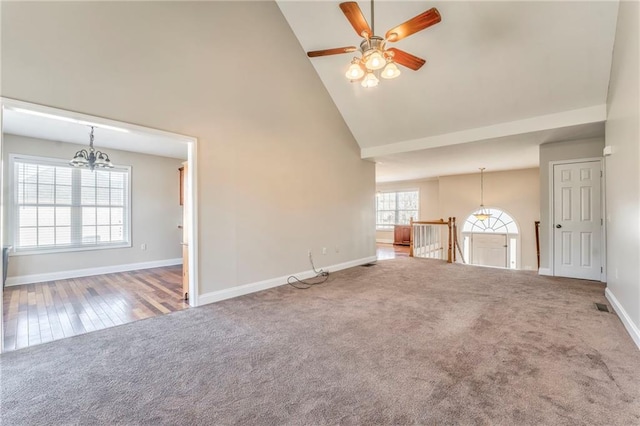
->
381, 62, 401, 79
345, 61, 365, 80
365, 51, 385, 70
361, 72, 379, 88
473, 206, 492, 221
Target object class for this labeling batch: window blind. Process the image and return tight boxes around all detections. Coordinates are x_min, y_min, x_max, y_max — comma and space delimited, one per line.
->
376, 190, 419, 230
12, 155, 131, 252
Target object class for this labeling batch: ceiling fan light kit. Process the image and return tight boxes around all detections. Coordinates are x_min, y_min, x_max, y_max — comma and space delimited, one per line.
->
307, 1, 441, 89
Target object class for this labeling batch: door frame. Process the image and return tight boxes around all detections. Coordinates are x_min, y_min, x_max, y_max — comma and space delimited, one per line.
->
0, 98, 200, 353
548, 157, 605, 281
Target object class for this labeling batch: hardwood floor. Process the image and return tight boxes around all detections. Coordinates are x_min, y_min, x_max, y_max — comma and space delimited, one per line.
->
2, 266, 188, 352
376, 243, 410, 260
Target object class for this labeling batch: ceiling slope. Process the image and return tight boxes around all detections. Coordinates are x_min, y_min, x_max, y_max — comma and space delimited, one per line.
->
278, 1, 618, 180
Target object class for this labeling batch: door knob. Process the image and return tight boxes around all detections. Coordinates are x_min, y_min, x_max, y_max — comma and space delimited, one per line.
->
556, 224, 562, 228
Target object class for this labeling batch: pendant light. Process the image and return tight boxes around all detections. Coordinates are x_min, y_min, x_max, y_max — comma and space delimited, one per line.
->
473, 168, 492, 221
69, 126, 114, 171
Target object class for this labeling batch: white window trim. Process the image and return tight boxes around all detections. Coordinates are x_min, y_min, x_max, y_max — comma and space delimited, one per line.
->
376, 189, 420, 231
9, 153, 133, 256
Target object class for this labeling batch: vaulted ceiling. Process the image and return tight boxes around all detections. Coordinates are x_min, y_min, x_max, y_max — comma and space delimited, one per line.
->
277, 1, 619, 181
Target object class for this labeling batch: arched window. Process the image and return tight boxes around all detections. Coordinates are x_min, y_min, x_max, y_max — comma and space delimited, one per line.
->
463, 208, 519, 234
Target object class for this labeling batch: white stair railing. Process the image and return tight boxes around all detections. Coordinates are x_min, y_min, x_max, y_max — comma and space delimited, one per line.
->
410, 218, 456, 263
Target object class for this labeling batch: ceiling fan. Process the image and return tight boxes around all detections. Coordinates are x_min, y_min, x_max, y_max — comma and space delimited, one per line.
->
307, 1, 441, 88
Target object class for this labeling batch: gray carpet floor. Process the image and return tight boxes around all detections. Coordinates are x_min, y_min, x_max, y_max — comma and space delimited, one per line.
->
1, 257, 639, 425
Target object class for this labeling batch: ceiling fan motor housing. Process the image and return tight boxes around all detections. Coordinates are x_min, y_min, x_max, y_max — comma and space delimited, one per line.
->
360, 36, 386, 57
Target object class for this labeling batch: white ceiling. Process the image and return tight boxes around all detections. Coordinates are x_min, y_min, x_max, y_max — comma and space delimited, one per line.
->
277, 1, 618, 181
2, 108, 188, 160
375, 121, 605, 182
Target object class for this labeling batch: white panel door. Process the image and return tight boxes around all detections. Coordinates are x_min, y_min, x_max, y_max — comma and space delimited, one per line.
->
553, 161, 602, 280
472, 234, 507, 268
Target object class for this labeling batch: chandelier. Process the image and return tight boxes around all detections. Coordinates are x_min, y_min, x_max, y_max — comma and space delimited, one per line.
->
69, 126, 114, 171
473, 168, 492, 221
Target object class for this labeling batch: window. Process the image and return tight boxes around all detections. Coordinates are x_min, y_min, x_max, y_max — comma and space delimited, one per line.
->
11, 155, 131, 254
462, 208, 519, 234
376, 190, 419, 230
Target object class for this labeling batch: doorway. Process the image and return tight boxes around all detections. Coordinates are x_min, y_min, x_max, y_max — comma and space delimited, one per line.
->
551, 160, 603, 281
472, 234, 507, 268
462, 207, 519, 269
0, 98, 199, 353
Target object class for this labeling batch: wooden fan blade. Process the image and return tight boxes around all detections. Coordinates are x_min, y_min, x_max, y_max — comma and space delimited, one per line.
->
307, 46, 358, 58
385, 8, 441, 42
387, 48, 426, 70
339, 2, 372, 38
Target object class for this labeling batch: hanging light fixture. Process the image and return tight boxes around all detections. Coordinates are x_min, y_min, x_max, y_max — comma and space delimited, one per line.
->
345, 1, 401, 88
308, 0, 440, 90
473, 168, 492, 221
69, 126, 114, 171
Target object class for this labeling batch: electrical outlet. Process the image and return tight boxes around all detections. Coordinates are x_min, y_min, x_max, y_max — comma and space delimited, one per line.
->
141, 243, 147, 250
322, 247, 327, 255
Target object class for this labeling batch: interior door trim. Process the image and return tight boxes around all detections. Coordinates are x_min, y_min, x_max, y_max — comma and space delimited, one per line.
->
0, 98, 201, 353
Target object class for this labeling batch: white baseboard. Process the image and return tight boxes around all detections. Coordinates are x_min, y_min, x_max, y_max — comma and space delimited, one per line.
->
538, 267, 552, 276
198, 255, 378, 307
376, 239, 394, 244
5, 258, 183, 286
605, 288, 640, 350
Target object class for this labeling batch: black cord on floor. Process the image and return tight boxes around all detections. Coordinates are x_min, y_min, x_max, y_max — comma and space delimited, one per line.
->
287, 272, 329, 290
287, 253, 330, 289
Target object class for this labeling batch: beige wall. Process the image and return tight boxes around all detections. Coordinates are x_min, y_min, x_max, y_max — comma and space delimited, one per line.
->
0, 2, 376, 294
438, 168, 540, 270
375, 179, 439, 242
538, 137, 605, 271
2, 134, 183, 278
605, 1, 640, 342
